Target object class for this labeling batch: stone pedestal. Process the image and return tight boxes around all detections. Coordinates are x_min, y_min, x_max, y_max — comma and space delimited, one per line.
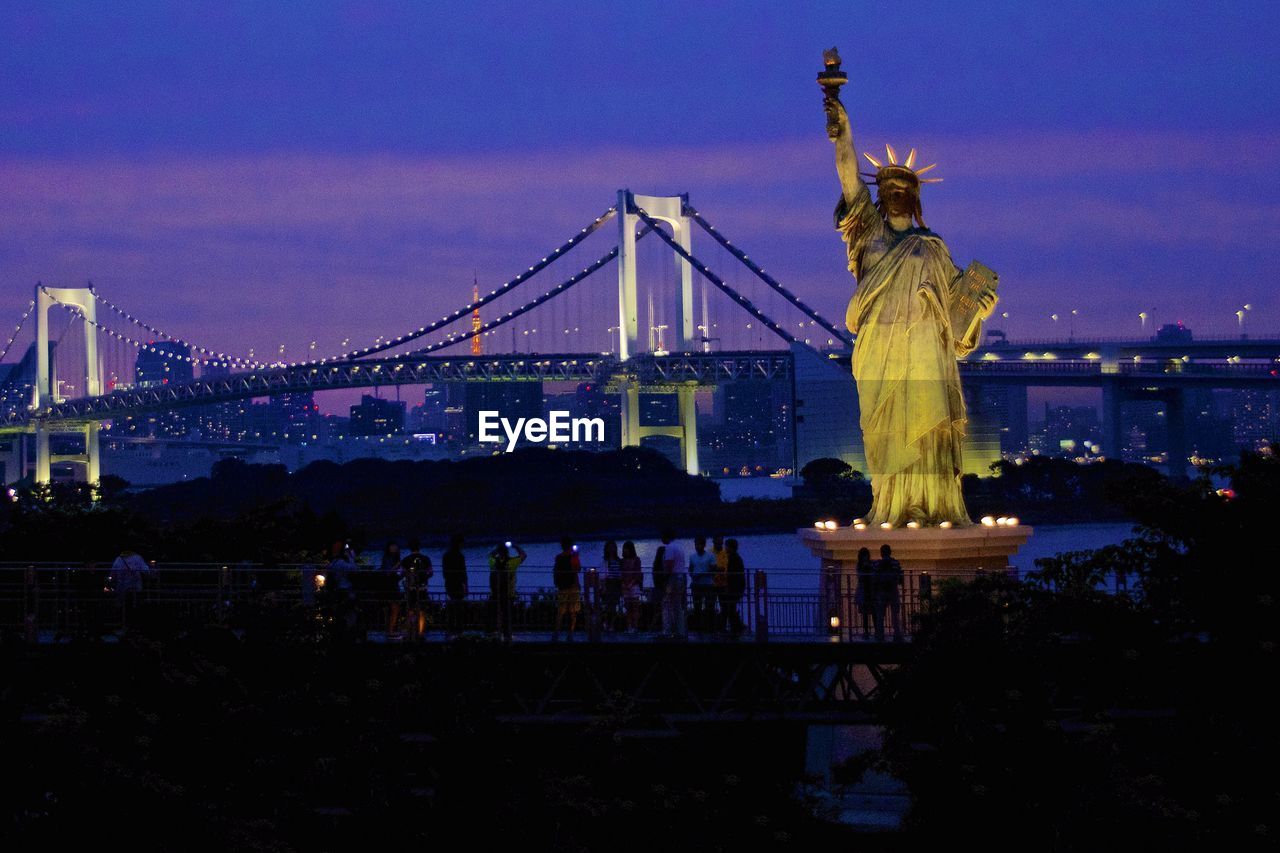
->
797, 524, 1034, 638
799, 524, 1034, 575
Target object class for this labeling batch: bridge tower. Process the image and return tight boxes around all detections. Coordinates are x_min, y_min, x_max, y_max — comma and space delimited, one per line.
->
29, 284, 102, 485
616, 190, 700, 475
616, 190, 695, 360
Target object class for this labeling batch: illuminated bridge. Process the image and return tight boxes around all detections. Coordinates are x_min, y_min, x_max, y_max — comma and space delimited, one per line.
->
3, 191, 1276, 483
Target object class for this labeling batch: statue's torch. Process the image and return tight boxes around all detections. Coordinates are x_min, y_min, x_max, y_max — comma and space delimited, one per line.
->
818, 47, 848, 140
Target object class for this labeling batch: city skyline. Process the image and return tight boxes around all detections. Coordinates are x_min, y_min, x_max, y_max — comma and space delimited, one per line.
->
2, 1, 1277, 392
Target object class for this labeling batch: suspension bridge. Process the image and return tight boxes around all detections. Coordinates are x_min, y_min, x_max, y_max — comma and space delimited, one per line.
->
2, 190, 1278, 485
0, 191, 857, 483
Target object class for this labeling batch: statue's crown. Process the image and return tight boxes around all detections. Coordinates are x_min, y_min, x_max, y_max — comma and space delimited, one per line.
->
859, 145, 942, 187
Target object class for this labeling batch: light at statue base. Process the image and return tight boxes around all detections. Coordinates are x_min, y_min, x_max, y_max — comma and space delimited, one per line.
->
798, 517, 1035, 637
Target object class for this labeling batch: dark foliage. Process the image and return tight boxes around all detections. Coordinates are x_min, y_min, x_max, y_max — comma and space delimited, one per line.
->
962, 455, 1164, 522
129, 446, 720, 536
864, 446, 1279, 849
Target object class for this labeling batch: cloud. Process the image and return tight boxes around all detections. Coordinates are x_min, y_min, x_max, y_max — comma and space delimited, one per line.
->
0, 126, 1276, 371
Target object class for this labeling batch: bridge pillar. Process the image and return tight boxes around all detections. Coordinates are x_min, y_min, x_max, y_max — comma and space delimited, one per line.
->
84, 422, 100, 485
1101, 380, 1125, 461
33, 424, 50, 485
617, 380, 700, 476
619, 382, 642, 448
616, 190, 694, 360
1165, 387, 1190, 479
29, 284, 102, 487
34, 284, 100, 410
677, 384, 699, 476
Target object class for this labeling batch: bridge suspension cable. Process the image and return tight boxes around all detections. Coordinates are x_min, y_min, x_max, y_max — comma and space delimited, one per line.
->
89, 285, 266, 368
0, 298, 36, 363
83, 207, 620, 370
336, 207, 618, 362
632, 207, 798, 347
685, 205, 850, 345
400, 227, 653, 358
41, 226, 645, 377
52, 303, 258, 369
40, 286, 270, 369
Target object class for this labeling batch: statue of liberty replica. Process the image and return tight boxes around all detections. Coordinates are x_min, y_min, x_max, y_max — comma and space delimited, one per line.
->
820, 48, 998, 527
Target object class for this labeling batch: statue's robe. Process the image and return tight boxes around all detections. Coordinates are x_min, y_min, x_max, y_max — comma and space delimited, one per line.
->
836, 181, 972, 526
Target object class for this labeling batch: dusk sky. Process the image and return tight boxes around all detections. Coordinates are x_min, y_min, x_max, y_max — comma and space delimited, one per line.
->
3, 1, 1278, 393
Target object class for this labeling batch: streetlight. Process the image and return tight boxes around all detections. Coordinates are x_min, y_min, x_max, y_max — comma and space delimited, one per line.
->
652, 323, 669, 355
1139, 310, 1156, 338
1237, 304, 1252, 339
1069, 309, 1079, 340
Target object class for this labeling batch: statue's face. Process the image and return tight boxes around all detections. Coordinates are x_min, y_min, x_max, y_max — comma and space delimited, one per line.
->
878, 178, 917, 219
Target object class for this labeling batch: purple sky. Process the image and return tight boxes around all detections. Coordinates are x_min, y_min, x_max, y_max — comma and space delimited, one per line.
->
2, 1, 1278, 404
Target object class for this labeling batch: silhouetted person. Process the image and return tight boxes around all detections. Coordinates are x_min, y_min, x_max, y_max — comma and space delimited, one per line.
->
399, 538, 432, 641
109, 549, 149, 633
855, 547, 877, 640
712, 533, 729, 597
876, 543, 904, 641
650, 540, 669, 632
688, 535, 717, 633
325, 542, 359, 641
381, 541, 403, 637
442, 534, 468, 635
620, 540, 643, 633
660, 531, 687, 637
552, 538, 581, 641
720, 538, 746, 635
601, 539, 622, 631
489, 542, 526, 641
326, 541, 356, 597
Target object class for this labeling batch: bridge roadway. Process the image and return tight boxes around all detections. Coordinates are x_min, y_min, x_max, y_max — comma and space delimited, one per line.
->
975, 336, 1280, 361
3, 345, 1278, 431
1, 350, 794, 431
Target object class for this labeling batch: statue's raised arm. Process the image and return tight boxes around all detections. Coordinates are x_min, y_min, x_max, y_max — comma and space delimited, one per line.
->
818, 48, 862, 205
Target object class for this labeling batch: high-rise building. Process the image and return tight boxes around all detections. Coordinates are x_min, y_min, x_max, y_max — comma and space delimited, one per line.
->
1123, 400, 1166, 462
418, 385, 450, 434
1038, 404, 1102, 454
270, 392, 320, 441
703, 379, 793, 472
134, 341, 194, 387
1229, 390, 1279, 452
350, 394, 407, 436
112, 341, 196, 437
448, 381, 543, 445
573, 382, 620, 446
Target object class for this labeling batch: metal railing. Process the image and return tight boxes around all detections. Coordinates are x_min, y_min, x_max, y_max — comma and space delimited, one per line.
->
0, 562, 1010, 643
